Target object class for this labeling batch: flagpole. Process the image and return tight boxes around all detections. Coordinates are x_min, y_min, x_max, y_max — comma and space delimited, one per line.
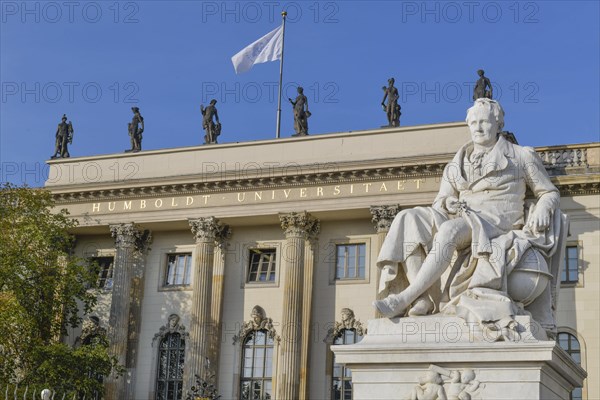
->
276, 11, 287, 139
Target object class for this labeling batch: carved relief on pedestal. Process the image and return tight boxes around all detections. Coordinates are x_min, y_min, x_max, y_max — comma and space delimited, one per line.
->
406, 364, 483, 400
233, 305, 280, 345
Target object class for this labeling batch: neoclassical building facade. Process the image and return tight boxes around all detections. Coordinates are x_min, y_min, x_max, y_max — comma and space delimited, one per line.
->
45, 122, 599, 400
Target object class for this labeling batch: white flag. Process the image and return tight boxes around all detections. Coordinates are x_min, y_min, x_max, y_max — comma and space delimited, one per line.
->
231, 26, 283, 74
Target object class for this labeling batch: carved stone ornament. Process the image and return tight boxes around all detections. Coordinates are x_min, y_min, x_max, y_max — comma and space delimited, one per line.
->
370, 204, 402, 232
324, 308, 366, 344
109, 223, 152, 253
279, 211, 320, 239
189, 217, 230, 243
152, 314, 189, 346
232, 305, 280, 345
406, 364, 483, 400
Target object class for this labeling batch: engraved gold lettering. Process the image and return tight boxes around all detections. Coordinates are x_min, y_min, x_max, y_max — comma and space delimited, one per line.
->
203, 195, 210, 204
300, 188, 307, 198
350, 184, 354, 194
363, 183, 372, 192
155, 199, 163, 208
414, 178, 424, 189
271, 190, 275, 200
283, 189, 292, 198
333, 186, 341, 195
92, 203, 100, 212
237, 193, 246, 202
186, 197, 194, 206
316, 187, 323, 197
380, 183, 388, 192
397, 180, 405, 191
123, 201, 132, 210
108, 202, 116, 212
140, 200, 146, 209
254, 191, 262, 201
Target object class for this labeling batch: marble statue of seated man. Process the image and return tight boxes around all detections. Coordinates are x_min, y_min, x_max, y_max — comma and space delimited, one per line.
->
373, 98, 562, 335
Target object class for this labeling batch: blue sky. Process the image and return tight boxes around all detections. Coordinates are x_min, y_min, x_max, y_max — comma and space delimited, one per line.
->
1, 0, 599, 186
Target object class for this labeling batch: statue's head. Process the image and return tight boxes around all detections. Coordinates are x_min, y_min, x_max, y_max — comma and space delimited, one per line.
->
388, 78, 395, 85
466, 98, 504, 147
251, 305, 266, 325
61, 114, 67, 121
297, 86, 304, 94
477, 69, 484, 76
461, 369, 476, 383
210, 99, 217, 105
131, 106, 140, 113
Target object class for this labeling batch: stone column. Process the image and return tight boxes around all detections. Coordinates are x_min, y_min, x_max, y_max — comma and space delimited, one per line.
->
185, 217, 230, 391
370, 205, 401, 312
277, 212, 320, 400
125, 230, 152, 400
209, 228, 231, 387
299, 231, 319, 400
105, 223, 150, 400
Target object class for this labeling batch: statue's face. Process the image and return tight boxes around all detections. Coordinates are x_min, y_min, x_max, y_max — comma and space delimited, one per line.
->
467, 106, 499, 148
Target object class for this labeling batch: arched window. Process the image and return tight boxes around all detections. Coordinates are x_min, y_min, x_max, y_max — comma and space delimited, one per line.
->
332, 328, 363, 400
326, 309, 365, 400
240, 329, 274, 400
557, 332, 582, 400
156, 332, 185, 400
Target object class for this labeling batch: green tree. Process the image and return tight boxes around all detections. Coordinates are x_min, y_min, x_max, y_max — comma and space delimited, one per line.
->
0, 183, 118, 393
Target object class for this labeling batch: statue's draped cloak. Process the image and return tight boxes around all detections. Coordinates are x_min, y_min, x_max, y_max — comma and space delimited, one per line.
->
377, 136, 561, 327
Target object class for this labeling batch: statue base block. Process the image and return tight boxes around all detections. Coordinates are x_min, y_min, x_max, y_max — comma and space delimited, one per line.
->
331, 316, 586, 400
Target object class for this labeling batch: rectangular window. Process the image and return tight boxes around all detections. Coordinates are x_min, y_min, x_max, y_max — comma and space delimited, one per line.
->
164, 253, 192, 287
247, 249, 277, 283
89, 256, 114, 290
561, 245, 579, 284
335, 244, 366, 280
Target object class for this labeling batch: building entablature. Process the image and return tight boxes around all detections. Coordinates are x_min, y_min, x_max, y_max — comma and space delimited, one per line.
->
44, 123, 599, 230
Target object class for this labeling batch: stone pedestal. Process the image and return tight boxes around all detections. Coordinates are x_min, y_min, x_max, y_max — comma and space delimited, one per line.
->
332, 316, 586, 400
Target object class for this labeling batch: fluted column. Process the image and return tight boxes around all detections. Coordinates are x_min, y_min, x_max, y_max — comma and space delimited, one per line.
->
209, 227, 231, 387
125, 229, 152, 400
370, 205, 402, 313
277, 212, 320, 400
185, 217, 230, 391
299, 230, 319, 400
105, 223, 150, 400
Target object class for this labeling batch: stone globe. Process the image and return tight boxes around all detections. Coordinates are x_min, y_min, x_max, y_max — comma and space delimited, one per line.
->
507, 248, 553, 306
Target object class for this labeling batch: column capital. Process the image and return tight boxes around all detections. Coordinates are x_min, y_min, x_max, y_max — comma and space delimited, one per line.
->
189, 217, 230, 243
370, 205, 401, 233
279, 211, 320, 239
109, 223, 152, 252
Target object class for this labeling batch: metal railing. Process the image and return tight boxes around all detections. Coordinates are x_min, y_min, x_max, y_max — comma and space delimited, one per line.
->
1, 385, 101, 400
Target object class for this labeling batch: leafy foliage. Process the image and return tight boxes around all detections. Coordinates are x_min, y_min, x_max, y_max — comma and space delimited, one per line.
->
0, 183, 118, 391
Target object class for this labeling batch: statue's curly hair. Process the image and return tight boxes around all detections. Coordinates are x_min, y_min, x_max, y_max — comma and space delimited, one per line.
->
466, 98, 505, 131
